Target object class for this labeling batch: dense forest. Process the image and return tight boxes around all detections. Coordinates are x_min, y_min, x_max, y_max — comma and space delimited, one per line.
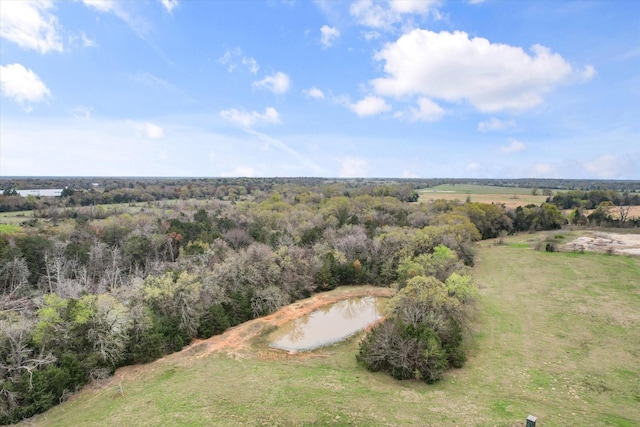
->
0, 177, 638, 423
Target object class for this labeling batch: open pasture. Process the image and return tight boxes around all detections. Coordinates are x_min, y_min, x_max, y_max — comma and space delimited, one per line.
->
418, 184, 550, 208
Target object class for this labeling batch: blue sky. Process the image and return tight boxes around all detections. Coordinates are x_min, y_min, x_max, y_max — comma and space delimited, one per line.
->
1, 0, 638, 178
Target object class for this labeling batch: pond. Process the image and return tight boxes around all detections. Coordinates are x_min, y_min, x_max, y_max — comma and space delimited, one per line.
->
267, 296, 388, 352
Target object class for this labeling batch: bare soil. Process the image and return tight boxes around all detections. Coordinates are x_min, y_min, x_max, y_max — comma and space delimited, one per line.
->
562, 231, 640, 256
185, 285, 395, 358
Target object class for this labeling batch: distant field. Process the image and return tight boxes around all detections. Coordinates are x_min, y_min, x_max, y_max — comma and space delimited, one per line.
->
29, 233, 640, 426
0, 211, 33, 225
418, 184, 550, 208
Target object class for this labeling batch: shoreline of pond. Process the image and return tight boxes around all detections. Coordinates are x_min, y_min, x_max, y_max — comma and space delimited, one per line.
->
184, 285, 396, 358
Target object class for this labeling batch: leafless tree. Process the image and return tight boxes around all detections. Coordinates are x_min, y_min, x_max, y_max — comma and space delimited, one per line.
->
0, 257, 30, 310
0, 316, 56, 388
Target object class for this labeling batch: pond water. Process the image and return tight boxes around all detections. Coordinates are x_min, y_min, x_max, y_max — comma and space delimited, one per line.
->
267, 296, 387, 352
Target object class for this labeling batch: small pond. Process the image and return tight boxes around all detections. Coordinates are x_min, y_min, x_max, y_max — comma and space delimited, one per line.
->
267, 296, 387, 352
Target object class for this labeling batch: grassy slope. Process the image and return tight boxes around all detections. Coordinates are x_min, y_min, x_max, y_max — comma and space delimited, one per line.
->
29, 234, 640, 426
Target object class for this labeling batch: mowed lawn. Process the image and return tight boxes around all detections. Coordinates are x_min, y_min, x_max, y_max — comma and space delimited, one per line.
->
29, 234, 640, 426
418, 184, 550, 208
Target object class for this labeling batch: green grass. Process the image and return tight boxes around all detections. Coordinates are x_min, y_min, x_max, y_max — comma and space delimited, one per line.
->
28, 235, 640, 426
0, 211, 33, 225
0, 223, 22, 235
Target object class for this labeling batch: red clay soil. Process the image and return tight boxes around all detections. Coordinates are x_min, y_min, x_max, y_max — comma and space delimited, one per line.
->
184, 285, 395, 358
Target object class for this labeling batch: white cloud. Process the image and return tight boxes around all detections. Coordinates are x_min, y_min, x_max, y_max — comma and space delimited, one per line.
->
253, 72, 291, 94
361, 30, 381, 41
0, 0, 63, 53
82, 0, 150, 38
131, 121, 164, 139
220, 107, 281, 127
220, 49, 260, 74
242, 57, 259, 74
160, 0, 179, 13
349, 96, 391, 116
408, 97, 445, 122
580, 65, 596, 82
145, 123, 164, 139
81, 32, 97, 47
71, 106, 92, 119
338, 157, 369, 177
0, 64, 51, 107
372, 29, 593, 112
583, 154, 620, 178
350, 0, 440, 30
320, 25, 340, 48
477, 117, 516, 132
303, 87, 325, 99
501, 138, 526, 153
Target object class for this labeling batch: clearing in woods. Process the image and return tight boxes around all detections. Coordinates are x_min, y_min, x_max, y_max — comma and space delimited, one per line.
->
27, 233, 640, 426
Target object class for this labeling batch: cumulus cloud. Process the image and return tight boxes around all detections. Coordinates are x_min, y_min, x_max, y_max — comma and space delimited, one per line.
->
0, 0, 63, 53
320, 25, 340, 48
253, 72, 291, 94
0, 64, 51, 108
478, 117, 516, 132
408, 97, 445, 122
350, 0, 440, 30
372, 29, 594, 112
220, 107, 281, 127
338, 157, 369, 177
160, 0, 179, 13
349, 95, 391, 116
303, 87, 325, 99
501, 138, 525, 153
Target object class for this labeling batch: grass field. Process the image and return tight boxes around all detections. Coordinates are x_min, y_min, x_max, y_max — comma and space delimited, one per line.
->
418, 184, 550, 208
26, 233, 640, 426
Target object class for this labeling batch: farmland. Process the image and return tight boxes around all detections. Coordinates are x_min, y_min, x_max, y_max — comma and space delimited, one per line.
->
418, 184, 551, 208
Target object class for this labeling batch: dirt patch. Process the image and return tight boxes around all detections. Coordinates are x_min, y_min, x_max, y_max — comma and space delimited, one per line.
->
562, 231, 640, 256
184, 285, 395, 358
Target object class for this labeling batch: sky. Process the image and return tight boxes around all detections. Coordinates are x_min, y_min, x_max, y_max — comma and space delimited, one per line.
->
0, 0, 639, 179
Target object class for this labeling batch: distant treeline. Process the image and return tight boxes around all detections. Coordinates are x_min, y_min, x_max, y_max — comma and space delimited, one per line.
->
1, 177, 638, 213
547, 189, 640, 209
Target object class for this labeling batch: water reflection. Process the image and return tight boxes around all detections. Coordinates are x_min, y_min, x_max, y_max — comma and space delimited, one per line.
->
268, 296, 387, 351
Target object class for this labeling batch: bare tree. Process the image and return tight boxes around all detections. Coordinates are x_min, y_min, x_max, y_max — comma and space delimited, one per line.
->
0, 315, 56, 388
618, 205, 632, 224
0, 257, 30, 310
